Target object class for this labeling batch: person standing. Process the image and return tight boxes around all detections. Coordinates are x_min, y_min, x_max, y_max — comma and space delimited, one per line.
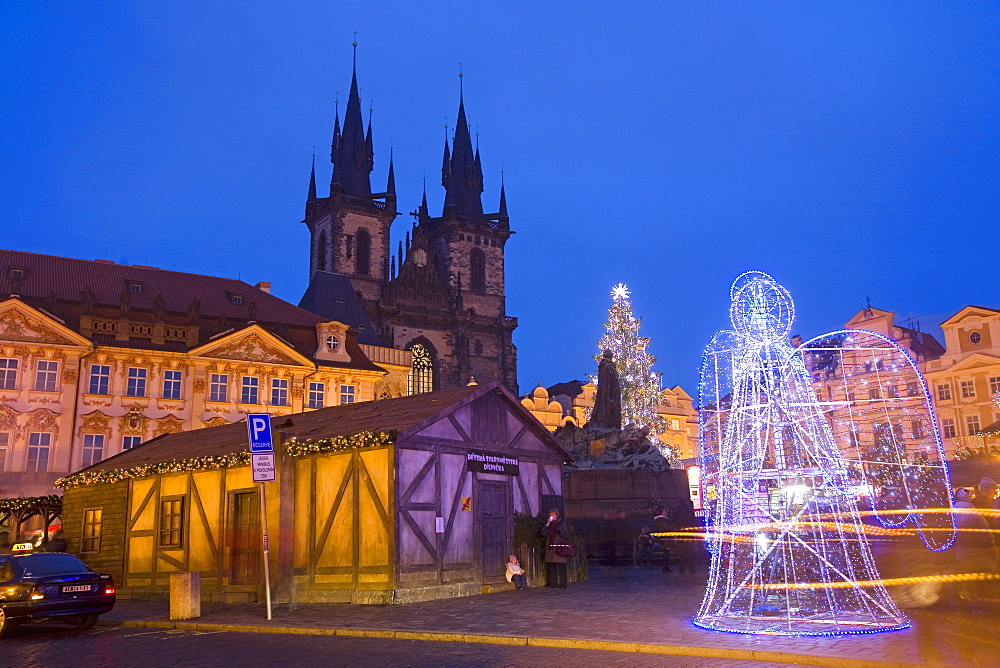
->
653, 507, 673, 573
542, 509, 570, 588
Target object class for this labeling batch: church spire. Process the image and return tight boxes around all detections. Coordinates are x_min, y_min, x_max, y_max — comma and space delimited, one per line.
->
419, 176, 429, 217
498, 172, 507, 219
386, 147, 395, 197
330, 37, 373, 198
442, 71, 484, 217
305, 153, 317, 214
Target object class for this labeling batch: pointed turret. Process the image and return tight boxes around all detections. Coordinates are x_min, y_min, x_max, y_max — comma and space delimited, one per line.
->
330, 108, 341, 165
305, 154, 317, 215
498, 176, 508, 219
386, 148, 396, 197
442, 76, 484, 217
330, 43, 373, 198
419, 180, 429, 218
440, 137, 451, 186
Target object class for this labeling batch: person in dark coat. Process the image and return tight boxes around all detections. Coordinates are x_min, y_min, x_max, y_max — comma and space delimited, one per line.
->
671, 498, 699, 574
542, 509, 570, 588
653, 508, 673, 573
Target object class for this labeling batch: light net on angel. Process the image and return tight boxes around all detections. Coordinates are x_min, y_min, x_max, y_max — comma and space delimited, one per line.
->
695, 271, 954, 636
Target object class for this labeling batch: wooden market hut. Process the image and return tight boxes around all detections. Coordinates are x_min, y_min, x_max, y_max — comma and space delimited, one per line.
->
59, 382, 571, 604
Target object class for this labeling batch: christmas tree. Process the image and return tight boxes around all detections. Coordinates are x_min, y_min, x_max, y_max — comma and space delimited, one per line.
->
593, 284, 671, 454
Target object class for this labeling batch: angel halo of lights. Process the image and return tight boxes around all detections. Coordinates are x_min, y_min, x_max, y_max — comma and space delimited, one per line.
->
695, 271, 955, 636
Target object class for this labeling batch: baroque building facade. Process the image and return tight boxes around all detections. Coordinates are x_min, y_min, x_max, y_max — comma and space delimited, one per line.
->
519, 380, 699, 460
298, 59, 518, 397
0, 249, 411, 497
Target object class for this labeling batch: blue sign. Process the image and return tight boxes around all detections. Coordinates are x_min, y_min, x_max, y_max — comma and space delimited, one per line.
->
247, 413, 273, 453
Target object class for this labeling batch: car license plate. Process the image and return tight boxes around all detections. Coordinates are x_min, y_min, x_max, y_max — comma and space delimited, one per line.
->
62, 585, 91, 593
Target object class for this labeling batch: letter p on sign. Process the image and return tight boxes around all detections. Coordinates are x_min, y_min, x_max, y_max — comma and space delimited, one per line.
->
247, 413, 273, 453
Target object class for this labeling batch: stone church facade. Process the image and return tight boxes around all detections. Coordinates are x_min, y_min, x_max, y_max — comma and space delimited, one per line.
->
299, 59, 518, 397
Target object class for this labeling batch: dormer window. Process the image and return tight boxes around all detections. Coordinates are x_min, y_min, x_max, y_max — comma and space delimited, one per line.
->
8, 267, 25, 280
229, 293, 244, 305
326, 335, 340, 352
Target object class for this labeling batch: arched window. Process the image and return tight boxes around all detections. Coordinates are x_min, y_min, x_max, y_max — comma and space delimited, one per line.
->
408, 343, 434, 395
470, 248, 485, 290
355, 228, 371, 276
316, 231, 327, 272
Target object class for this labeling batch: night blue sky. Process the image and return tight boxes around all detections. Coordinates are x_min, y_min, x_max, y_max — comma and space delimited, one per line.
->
3, 2, 998, 395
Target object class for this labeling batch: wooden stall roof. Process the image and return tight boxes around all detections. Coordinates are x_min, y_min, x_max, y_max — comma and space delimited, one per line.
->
78, 382, 571, 475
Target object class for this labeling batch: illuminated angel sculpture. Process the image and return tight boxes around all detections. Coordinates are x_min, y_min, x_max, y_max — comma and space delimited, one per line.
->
695, 271, 954, 636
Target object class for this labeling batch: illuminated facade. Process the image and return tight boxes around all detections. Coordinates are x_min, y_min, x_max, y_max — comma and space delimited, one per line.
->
923, 306, 1000, 457
520, 381, 698, 458
0, 250, 411, 498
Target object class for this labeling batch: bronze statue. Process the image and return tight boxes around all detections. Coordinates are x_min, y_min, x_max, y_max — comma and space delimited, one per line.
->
589, 349, 622, 430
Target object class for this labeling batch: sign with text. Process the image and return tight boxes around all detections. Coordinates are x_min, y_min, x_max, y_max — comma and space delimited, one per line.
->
247, 413, 274, 453
251, 453, 276, 482
466, 451, 519, 476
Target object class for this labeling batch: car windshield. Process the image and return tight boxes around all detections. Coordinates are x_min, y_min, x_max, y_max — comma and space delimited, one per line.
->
16, 554, 92, 577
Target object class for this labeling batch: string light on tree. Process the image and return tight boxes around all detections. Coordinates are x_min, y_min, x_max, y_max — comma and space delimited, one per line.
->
593, 283, 672, 457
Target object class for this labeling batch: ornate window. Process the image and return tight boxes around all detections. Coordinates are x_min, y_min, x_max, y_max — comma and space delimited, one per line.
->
960, 380, 976, 399
470, 248, 486, 290
967, 415, 982, 436
970, 331, 982, 344
88, 364, 110, 395
408, 343, 434, 395
240, 376, 259, 404
271, 378, 289, 406
307, 382, 324, 409
317, 231, 328, 272
355, 228, 371, 276
991, 376, 1000, 395
26, 432, 51, 472
0, 358, 18, 390
34, 360, 59, 392
162, 370, 182, 400
339, 384, 356, 404
941, 418, 957, 439
122, 435, 142, 450
82, 434, 105, 468
209, 373, 229, 402
126, 367, 147, 397
936, 384, 951, 401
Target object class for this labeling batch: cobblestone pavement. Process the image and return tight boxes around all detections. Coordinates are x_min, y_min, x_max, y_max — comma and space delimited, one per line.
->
100, 568, 999, 666
2, 626, 788, 667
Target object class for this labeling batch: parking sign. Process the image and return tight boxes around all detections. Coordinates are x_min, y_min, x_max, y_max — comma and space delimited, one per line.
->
247, 413, 273, 453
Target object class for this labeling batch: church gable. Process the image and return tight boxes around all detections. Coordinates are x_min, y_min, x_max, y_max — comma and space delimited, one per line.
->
191, 325, 310, 367
0, 299, 91, 347
941, 306, 1000, 328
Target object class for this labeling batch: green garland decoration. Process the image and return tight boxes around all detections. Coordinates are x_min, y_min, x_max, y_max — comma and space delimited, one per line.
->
55, 430, 397, 489
0, 494, 63, 513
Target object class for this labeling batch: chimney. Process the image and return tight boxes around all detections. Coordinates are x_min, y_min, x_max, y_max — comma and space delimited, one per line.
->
254, 281, 271, 294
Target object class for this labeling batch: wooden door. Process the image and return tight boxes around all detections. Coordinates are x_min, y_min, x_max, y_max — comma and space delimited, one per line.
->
230, 490, 260, 585
479, 481, 511, 584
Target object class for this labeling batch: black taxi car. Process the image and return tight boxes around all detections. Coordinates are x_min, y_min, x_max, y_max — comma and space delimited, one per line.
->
0, 545, 116, 637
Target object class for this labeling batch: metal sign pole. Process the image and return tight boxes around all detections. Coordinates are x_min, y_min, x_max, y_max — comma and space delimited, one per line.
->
259, 480, 273, 621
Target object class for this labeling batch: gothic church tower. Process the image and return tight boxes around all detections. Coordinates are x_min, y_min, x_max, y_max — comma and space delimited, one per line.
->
301, 57, 517, 396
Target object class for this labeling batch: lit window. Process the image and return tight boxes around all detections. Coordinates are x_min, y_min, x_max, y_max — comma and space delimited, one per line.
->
89, 364, 110, 395
307, 382, 325, 409
408, 343, 433, 395
33, 360, 59, 391
209, 373, 229, 402
340, 385, 356, 404
162, 370, 182, 400
270, 378, 288, 406
126, 368, 147, 397
970, 331, 982, 344
0, 358, 18, 390
26, 432, 51, 472
960, 380, 976, 399
241, 376, 259, 404
670, 418, 680, 431
122, 435, 143, 450
937, 384, 951, 401
82, 509, 103, 553
967, 415, 982, 436
941, 419, 957, 439
158, 498, 184, 548
82, 434, 105, 468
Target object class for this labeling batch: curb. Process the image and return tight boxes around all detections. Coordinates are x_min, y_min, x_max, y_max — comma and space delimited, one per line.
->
98, 619, 917, 667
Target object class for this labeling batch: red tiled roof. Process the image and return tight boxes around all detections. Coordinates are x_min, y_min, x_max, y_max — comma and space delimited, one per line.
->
1, 248, 322, 327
